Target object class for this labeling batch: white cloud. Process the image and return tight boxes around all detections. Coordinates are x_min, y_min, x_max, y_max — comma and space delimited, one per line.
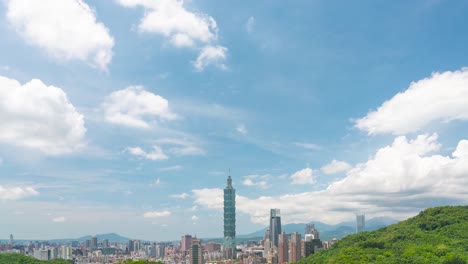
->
290, 168, 315, 185
242, 175, 270, 189
0, 76, 86, 155
102, 86, 176, 128
159, 165, 183, 171
355, 68, 468, 135
127, 145, 168, 160
0, 186, 39, 200
170, 193, 189, 199
117, 0, 218, 45
321, 160, 352, 175
52, 216, 66, 223
7, 0, 114, 70
193, 45, 228, 71
236, 124, 247, 135
294, 142, 321, 150
116, 0, 228, 71
143, 210, 171, 218
246, 16, 255, 32
155, 138, 204, 156
193, 134, 468, 225
191, 215, 198, 221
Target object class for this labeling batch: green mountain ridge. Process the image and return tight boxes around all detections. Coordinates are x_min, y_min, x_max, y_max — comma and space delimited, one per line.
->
297, 205, 468, 264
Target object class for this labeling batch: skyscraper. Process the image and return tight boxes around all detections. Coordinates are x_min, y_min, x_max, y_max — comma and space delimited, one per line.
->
289, 232, 302, 262
356, 213, 365, 233
278, 232, 289, 264
223, 173, 236, 259
181, 234, 193, 256
9, 234, 13, 245
90, 236, 98, 249
191, 238, 203, 264
269, 208, 281, 248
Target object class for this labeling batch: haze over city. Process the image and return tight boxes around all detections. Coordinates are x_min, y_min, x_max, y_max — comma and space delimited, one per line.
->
0, 0, 467, 243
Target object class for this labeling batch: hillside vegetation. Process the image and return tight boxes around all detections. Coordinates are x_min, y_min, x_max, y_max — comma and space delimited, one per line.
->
298, 206, 468, 264
0, 253, 71, 264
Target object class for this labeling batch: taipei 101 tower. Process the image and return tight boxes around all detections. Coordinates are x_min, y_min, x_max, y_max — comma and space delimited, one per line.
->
223, 172, 236, 259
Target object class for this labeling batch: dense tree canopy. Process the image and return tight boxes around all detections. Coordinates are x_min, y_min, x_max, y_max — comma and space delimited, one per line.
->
0, 253, 71, 264
297, 206, 468, 264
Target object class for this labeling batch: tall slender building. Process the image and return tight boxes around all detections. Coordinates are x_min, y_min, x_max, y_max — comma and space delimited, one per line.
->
191, 238, 203, 264
356, 213, 365, 233
269, 209, 282, 248
181, 234, 193, 256
289, 232, 302, 262
223, 173, 236, 259
278, 232, 289, 264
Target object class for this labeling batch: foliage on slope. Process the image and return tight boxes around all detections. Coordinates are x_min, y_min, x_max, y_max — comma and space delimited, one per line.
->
297, 206, 468, 264
0, 253, 71, 264
117, 260, 163, 264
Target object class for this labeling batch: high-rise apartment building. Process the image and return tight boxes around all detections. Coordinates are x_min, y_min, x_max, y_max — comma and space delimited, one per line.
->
356, 213, 365, 233
156, 244, 165, 258
90, 236, 98, 249
289, 232, 302, 262
191, 239, 203, 264
181, 234, 193, 255
305, 224, 314, 235
269, 209, 282, 248
278, 232, 289, 264
223, 174, 236, 259
102, 239, 109, 248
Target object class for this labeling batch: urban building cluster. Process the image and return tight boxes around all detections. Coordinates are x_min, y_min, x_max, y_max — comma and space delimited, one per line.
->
1, 175, 366, 264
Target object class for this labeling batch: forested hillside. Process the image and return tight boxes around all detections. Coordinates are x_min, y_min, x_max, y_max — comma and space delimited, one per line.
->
298, 206, 468, 264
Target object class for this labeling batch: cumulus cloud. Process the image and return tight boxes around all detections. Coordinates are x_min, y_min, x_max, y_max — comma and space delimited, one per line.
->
242, 175, 270, 189
116, 0, 227, 71
191, 215, 198, 221
117, 0, 218, 45
0, 186, 39, 200
102, 86, 176, 128
170, 192, 189, 199
6, 0, 114, 70
246, 16, 255, 32
193, 134, 468, 224
290, 168, 315, 185
143, 210, 171, 218
0, 76, 86, 155
127, 145, 168, 160
193, 45, 228, 71
355, 68, 468, 135
321, 160, 352, 175
52, 216, 66, 223
155, 138, 204, 156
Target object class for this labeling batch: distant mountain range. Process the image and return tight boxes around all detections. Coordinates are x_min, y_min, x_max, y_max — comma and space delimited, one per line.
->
238, 216, 399, 241
1, 217, 399, 244
0, 233, 131, 244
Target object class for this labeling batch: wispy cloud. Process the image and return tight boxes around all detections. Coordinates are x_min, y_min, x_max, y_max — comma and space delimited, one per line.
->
159, 165, 183, 171
143, 210, 171, 218
170, 193, 189, 199
246, 16, 255, 32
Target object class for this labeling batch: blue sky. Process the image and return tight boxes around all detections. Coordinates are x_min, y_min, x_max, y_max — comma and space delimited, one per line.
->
0, 0, 467, 241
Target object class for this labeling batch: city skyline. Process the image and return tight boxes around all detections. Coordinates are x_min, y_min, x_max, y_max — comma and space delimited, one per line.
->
1, 0, 468, 241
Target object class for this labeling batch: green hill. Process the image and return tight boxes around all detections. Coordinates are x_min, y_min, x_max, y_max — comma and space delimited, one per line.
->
298, 206, 468, 264
0, 253, 71, 264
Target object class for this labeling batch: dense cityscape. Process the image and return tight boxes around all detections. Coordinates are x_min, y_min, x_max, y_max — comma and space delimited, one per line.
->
0, 175, 365, 264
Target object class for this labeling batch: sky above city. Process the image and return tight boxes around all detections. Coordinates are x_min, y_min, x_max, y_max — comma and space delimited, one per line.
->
0, 0, 468, 241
